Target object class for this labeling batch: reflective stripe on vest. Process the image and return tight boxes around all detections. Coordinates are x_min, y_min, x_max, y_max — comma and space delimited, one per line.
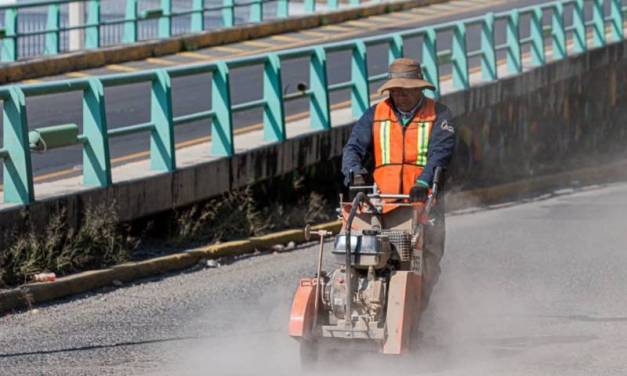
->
416, 121, 431, 166
379, 120, 391, 164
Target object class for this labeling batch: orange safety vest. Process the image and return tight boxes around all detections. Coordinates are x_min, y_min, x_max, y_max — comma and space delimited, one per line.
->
372, 98, 437, 196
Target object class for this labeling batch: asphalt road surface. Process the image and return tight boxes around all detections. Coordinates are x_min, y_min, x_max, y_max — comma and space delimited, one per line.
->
2, 0, 559, 181
1, 181, 626, 375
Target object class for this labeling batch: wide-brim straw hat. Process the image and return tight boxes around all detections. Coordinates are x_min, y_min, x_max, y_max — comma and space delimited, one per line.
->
378, 58, 435, 95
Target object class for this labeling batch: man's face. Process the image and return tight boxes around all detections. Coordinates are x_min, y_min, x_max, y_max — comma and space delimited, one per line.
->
389, 88, 423, 112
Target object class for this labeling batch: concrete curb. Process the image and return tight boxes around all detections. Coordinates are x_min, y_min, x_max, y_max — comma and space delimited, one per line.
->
1, 160, 626, 315
0, 0, 447, 85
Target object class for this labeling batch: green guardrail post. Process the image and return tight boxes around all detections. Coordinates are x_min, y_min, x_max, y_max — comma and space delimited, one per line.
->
150, 70, 176, 171
609, 0, 624, 42
506, 10, 522, 74
83, 78, 112, 186
530, 7, 545, 67
591, 0, 606, 47
351, 41, 369, 118
327, 0, 338, 10
123, 0, 138, 43
572, 0, 586, 53
480, 12, 496, 81
452, 22, 469, 90
211, 62, 234, 156
389, 34, 404, 63
159, 0, 172, 38
191, 0, 205, 32
250, 0, 262, 22
2, 87, 34, 204
263, 54, 286, 142
276, 0, 288, 18
45, 4, 60, 55
86, 0, 101, 49
349, 0, 359, 6
551, 2, 566, 60
304, 0, 315, 13
422, 28, 439, 99
223, 0, 234, 27
310, 47, 330, 130
2, 8, 18, 62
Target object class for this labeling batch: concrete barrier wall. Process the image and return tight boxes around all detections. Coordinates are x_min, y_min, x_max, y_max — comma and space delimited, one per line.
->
1, 39, 626, 245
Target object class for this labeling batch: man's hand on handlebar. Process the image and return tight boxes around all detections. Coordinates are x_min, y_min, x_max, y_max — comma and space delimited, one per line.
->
409, 180, 430, 202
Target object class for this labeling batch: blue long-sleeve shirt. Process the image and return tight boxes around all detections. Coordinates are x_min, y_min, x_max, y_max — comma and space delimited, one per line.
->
341, 100, 456, 187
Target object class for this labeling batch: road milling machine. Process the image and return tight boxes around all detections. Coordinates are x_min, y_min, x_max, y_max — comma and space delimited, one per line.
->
289, 167, 443, 364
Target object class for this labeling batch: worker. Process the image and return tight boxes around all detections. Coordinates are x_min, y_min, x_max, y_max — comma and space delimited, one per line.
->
341, 58, 456, 309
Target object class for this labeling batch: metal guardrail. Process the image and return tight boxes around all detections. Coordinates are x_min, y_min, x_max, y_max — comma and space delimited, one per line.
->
0, 0, 374, 61
0, 0, 625, 205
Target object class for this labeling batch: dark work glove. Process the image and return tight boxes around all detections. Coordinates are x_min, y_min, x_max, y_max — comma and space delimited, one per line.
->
409, 183, 429, 203
352, 173, 366, 186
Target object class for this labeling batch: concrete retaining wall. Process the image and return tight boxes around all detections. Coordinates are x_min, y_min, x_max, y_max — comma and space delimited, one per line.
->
1, 39, 626, 245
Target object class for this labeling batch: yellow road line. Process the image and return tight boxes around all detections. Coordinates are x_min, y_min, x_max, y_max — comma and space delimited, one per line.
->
300, 29, 332, 38
213, 45, 245, 53
66, 71, 90, 78
386, 13, 416, 20
241, 40, 275, 48
106, 64, 137, 72
22, 79, 43, 84
146, 57, 177, 66
270, 34, 302, 42
177, 51, 215, 61
322, 24, 352, 32
346, 20, 380, 28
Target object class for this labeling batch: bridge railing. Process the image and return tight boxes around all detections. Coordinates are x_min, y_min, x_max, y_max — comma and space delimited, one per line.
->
0, 0, 625, 205
0, 0, 379, 62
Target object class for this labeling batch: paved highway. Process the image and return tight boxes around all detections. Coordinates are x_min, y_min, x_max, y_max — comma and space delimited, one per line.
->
1, 0, 555, 184
1, 182, 626, 375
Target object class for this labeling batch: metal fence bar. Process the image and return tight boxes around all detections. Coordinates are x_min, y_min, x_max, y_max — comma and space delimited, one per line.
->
506, 10, 522, 74
123, 0, 138, 43
573, 0, 587, 53
150, 69, 176, 171
451, 22, 469, 89
223, 0, 235, 27
480, 12, 496, 81
86, 0, 101, 49
2, 87, 34, 204
552, 3, 567, 60
530, 7, 546, 67
159, 0, 172, 38
211, 61, 234, 156
82, 78, 112, 186
309, 46, 330, 130
609, 0, 624, 41
2, 8, 18, 62
591, 0, 606, 47
191, 0, 205, 32
45, 4, 61, 55
351, 40, 369, 119
263, 54, 286, 141
422, 28, 439, 99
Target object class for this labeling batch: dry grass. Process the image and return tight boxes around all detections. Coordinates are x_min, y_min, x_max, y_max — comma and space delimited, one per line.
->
0, 202, 136, 288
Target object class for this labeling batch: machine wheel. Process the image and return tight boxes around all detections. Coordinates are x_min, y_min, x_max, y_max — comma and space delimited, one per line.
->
299, 340, 319, 371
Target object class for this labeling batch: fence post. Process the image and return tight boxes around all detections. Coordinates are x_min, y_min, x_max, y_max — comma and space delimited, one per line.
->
211, 62, 234, 156
159, 0, 172, 38
551, 2, 566, 60
223, 0, 235, 27
591, 0, 605, 47
123, 0, 138, 43
250, 0, 262, 22
83, 78, 112, 186
609, 0, 624, 42
263, 54, 286, 142
530, 7, 545, 67
349, 0, 359, 6
389, 34, 403, 63
452, 22, 469, 90
506, 10, 522, 74
85, 0, 101, 49
191, 0, 205, 32
421, 28, 439, 99
351, 41, 369, 119
327, 0, 338, 10
45, 4, 61, 55
310, 47, 330, 130
276, 0, 288, 18
150, 70, 176, 171
480, 12, 496, 81
304, 0, 315, 13
2, 8, 18, 62
2, 87, 34, 204
572, 0, 586, 53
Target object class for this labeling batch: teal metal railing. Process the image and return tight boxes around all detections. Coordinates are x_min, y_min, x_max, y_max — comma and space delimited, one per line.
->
0, 0, 378, 62
0, 0, 625, 205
